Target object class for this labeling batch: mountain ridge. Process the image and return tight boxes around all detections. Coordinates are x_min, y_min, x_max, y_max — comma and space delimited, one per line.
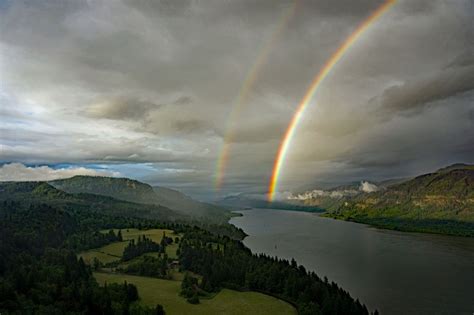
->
49, 175, 233, 223
0, 181, 185, 222
323, 164, 474, 236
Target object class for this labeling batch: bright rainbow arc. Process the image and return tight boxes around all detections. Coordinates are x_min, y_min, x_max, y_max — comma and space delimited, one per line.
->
215, 1, 297, 191
268, 0, 395, 202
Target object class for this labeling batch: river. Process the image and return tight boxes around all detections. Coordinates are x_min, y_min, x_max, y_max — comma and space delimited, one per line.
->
229, 209, 474, 315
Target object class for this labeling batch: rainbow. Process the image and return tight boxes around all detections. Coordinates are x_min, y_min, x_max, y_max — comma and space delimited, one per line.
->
268, 0, 395, 201
215, 1, 298, 190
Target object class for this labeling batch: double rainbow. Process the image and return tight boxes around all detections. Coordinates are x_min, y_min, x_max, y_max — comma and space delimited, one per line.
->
268, 0, 396, 201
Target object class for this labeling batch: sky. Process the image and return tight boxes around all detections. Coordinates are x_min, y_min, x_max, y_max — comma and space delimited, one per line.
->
1, 0, 473, 200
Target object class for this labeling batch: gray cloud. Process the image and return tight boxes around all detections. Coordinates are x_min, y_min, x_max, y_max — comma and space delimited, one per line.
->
85, 95, 193, 121
377, 53, 474, 114
1, 0, 473, 199
86, 97, 159, 120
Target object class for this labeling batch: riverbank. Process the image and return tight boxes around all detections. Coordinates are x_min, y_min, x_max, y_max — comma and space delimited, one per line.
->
322, 212, 474, 237
230, 209, 474, 315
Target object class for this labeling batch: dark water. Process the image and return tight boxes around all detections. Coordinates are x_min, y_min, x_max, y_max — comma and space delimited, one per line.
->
229, 209, 474, 315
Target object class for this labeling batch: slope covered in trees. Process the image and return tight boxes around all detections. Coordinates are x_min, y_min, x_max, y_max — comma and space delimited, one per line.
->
178, 229, 373, 315
0, 181, 184, 221
0, 181, 246, 240
50, 176, 233, 223
0, 201, 163, 314
325, 165, 474, 236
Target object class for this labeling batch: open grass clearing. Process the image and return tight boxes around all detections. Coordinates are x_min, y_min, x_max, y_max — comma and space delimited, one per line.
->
94, 272, 297, 315
81, 228, 181, 264
101, 228, 181, 244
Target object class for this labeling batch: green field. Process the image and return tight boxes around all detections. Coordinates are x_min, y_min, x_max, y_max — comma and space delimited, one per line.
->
115, 228, 178, 243
94, 272, 297, 315
87, 229, 297, 314
80, 229, 181, 264
80, 249, 121, 265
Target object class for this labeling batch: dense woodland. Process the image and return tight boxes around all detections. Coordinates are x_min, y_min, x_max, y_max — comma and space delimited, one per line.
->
179, 229, 373, 315
122, 255, 169, 279
0, 202, 164, 314
0, 181, 247, 240
1, 183, 374, 314
122, 236, 163, 261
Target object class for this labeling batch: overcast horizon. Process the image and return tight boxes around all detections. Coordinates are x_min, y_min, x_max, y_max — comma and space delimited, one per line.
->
1, 0, 473, 200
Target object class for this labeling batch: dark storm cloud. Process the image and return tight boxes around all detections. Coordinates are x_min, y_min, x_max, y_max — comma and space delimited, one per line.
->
333, 94, 474, 180
377, 51, 474, 114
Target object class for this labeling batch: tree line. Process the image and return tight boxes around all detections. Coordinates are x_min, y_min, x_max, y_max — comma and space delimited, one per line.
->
178, 228, 376, 315
122, 235, 162, 261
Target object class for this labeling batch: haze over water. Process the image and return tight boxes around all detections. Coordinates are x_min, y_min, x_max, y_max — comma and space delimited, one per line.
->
230, 209, 474, 315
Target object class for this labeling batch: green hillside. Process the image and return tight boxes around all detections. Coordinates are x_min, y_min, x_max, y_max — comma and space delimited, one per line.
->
0, 181, 245, 240
0, 181, 185, 222
325, 165, 474, 236
50, 176, 233, 223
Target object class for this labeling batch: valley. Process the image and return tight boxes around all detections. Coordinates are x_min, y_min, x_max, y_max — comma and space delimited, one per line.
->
0, 179, 369, 315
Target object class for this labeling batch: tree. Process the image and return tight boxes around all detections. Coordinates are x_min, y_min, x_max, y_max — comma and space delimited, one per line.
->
125, 282, 139, 301
155, 304, 165, 315
92, 257, 101, 271
187, 294, 199, 304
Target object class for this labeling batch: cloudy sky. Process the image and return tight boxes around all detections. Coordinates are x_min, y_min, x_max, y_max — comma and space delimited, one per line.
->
1, 0, 473, 200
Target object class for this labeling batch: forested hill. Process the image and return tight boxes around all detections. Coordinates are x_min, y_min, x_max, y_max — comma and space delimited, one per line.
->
50, 176, 156, 203
0, 181, 245, 240
50, 176, 232, 223
326, 164, 474, 236
0, 181, 184, 222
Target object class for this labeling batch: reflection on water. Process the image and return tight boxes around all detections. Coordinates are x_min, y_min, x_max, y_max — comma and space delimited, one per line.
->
230, 209, 474, 315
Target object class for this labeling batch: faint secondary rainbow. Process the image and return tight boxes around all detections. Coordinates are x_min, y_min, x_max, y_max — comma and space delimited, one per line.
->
215, 1, 298, 190
268, 0, 395, 202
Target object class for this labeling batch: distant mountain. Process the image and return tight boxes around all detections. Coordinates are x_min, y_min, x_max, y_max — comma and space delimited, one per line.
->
277, 177, 415, 211
325, 164, 474, 236
0, 180, 246, 239
50, 176, 232, 223
217, 193, 323, 212
0, 181, 184, 222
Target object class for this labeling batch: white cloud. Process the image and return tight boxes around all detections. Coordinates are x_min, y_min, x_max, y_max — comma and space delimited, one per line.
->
0, 163, 120, 182
287, 188, 359, 201
359, 181, 379, 193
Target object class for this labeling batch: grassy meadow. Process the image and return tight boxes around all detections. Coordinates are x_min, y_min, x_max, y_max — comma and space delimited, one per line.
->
83, 228, 297, 314
94, 272, 297, 315
79, 228, 181, 264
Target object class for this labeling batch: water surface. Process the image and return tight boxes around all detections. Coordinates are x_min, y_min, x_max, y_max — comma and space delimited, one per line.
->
230, 209, 474, 315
